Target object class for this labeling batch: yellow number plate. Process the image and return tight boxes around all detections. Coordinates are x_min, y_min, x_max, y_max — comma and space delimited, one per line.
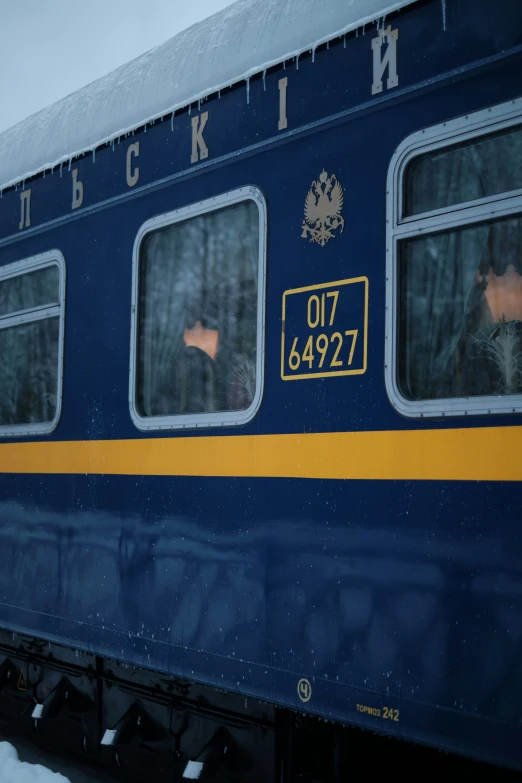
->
281, 277, 368, 381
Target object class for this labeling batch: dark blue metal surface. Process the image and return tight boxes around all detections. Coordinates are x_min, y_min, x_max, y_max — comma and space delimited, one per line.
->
0, 0, 521, 771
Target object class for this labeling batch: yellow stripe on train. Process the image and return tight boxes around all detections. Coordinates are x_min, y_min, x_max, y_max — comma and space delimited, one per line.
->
0, 427, 519, 481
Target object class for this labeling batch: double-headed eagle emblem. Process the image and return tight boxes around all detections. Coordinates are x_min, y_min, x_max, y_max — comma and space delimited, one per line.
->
301, 170, 344, 247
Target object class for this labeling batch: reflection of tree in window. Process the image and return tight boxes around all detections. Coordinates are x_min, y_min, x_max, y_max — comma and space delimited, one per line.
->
399, 127, 522, 401
0, 266, 60, 426
136, 201, 259, 418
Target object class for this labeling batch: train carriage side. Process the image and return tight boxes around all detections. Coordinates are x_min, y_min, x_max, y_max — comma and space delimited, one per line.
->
0, 0, 521, 779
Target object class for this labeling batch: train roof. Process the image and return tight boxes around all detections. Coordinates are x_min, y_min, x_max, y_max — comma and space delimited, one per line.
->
0, 0, 416, 191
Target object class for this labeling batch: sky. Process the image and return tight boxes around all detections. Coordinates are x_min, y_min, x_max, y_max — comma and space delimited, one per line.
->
0, 0, 236, 133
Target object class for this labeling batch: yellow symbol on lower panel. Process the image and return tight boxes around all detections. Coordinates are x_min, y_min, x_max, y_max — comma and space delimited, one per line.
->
297, 678, 312, 703
17, 669, 27, 691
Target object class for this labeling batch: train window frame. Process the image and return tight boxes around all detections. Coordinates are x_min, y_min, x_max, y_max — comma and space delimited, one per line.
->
0, 249, 66, 436
385, 97, 522, 418
129, 185, 267, 432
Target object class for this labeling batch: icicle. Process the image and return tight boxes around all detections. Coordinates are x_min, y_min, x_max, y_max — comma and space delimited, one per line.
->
311, 46, 316, 63
343, 35, 346, 49
111, 139, 115, 151
144, 124, 147, 133
441, 0, 447, 31
295, 54, 299, 71
262, 70, 266, 91
59, 163, 63, 178
171, 114, 174, 131
43, 170, 46, 179
245, 77, 250, 104
68, 159, 72, 172
218, 89, 221, 99
198, 98, 201, 111
362, 24, 366, 35
356, 27, 359, 37
326, 40, 330, 49
188, 104, 192, 115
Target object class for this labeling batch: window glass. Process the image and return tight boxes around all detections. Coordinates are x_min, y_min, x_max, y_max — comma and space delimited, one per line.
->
0, 256, 63, 431
0, 318, 59, 424
136, 199, 260, 419
398, 215, 522, 400
0, 266, 59, 318
404, 125, 522, 216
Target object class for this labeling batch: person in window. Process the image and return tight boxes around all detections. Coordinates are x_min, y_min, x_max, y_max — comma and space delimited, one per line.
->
171, 313, 223, 414
452, 259, 522, 398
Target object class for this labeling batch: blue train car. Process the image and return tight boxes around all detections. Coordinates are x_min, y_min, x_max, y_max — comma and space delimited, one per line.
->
0, 0, 521, 779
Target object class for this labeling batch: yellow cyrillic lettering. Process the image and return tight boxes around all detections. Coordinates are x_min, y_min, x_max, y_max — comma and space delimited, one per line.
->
19, 190, 31, 230
71, 169, 84, 210
278, 77, 288, 131
191, 112, 209, 163
126, 142, 140, 187
371, 26, 399, 95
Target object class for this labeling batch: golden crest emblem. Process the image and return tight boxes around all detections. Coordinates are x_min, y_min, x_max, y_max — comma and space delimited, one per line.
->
301, 170, 344, 247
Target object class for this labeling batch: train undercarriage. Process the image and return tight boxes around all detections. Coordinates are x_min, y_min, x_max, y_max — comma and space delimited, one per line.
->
0, 629, 518, 782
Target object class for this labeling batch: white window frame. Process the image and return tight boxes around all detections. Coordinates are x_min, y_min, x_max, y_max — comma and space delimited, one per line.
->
386, 97, 522, 418
129, 186, 267, 431
0, 249, 66, 436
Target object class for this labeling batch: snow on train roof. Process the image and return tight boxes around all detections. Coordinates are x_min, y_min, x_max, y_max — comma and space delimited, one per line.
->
0, 0, 416, 191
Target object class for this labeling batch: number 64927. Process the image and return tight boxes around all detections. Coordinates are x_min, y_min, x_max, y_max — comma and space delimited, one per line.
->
288, 330, 358, 371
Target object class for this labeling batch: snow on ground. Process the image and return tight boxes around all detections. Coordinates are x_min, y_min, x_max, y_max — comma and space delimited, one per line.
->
0, 743, 71, 783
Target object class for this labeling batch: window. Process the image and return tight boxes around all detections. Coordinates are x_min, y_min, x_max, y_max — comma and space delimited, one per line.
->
130, 187, 266, 430
0, 251, 65, 435
386, 99, 522, 417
